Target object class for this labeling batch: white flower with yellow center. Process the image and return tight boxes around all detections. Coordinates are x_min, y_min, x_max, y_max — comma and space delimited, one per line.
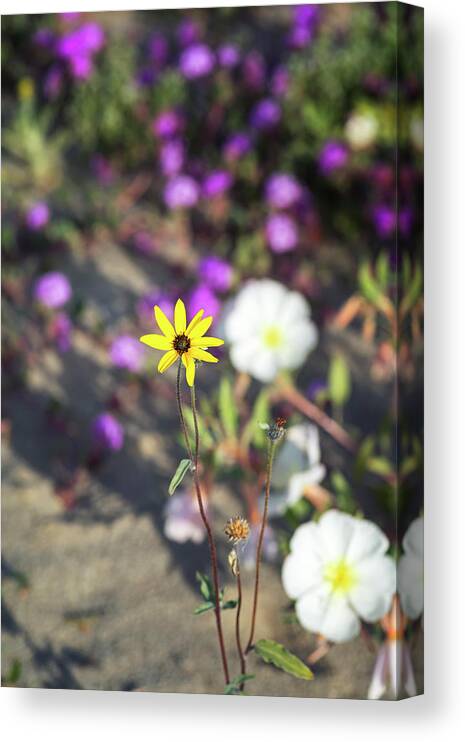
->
344, 111, 378, 151
398, 516, 423, 620
224, 279, 318, 383
282, 510, 396, 643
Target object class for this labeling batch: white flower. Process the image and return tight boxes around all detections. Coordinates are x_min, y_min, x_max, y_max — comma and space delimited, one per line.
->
282, 510, 396, 643
269, 424, 326, 515
163, 490, 205, 544
398, 516, 423, 620
344, 111, 378, 151
224, 279, 318, 383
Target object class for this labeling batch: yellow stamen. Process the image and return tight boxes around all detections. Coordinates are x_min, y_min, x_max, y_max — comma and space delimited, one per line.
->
323, 560, 357, 594
263, 326, 283, 349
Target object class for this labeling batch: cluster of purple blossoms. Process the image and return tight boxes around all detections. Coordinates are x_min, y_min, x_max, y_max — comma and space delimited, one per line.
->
265, 173, 302, 209
91, 412, 124, 452
152, 109, 184, 139
164, 175, 199, 209
177, 18, 201, 47
372, 205, 396, 238
218, 44, 240, 69
51, 312, 72, 353
265, 213, 299, 253
270, 66, 290, 98
26, 201, 50, 231
56, 22, 105, 80
318, 140, 349, 175
189, 283, 221, 321
148, 33, 168, 68
110, 335, 145, 373
288, 4, 320, 49
202, 170, 233, 199
34, 272, 72, 309
198, 256, 233, 293
223, 132, 252, 162
250, 98, 281, 131
159, 140, 185, 177
179, 43, 215, 79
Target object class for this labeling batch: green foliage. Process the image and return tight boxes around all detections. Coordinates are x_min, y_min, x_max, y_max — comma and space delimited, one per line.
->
168, 459, 192, 495
241, 389, 270, 448
331, 471, 357, 515
224, 674, 255, 695
2, 659, 22, 686
218, 376, 238, 438
194, 572, 237, 615
254, 639, 314, 680
328, 354, 351, 408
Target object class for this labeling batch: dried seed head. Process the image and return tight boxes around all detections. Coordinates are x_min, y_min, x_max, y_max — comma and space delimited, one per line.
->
228, 549, 239, 577
266, 417, 287, 441
224, 516, 250, 544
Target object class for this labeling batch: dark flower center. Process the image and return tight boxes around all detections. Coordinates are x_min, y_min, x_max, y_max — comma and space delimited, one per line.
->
173, 334, 191, 354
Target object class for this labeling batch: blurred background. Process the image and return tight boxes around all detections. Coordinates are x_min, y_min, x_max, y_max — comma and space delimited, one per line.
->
2, 3, 423, 697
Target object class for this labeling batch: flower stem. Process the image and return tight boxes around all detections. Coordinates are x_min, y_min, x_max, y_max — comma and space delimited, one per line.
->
233, 553, 247, 687
245, 439, 276, 654
175, 361, 230, 684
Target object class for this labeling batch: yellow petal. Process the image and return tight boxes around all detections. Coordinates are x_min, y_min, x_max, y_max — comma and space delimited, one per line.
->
155, 305, 175, 338
191, 348, 219, 363
140, 334, 173, 350
189, 316, 213, 339
174, 298, 187, 335
158, 349, 177, 373
182, 353, 196, 386
190, 336, 224, 348
186, 309, 204, 335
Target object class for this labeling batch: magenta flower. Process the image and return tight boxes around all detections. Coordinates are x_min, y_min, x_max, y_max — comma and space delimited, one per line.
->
265, 173, 302, 209
288, 24, 313, 49
250, 98, 281, 130
198, 256, 233, 293
243, 51, 265, 90
148, 34, 168, 67
34, 28, 55, 49
26, 202, 50, 230
218, 44, 240, 68
179, 43, 215, 79
57, 22, 105, 80
223, 132, 252, 162
164, 490, 206, 544
265, 214, 299, 253
270, 66, 290, 98
189, 283, 221, 320
51, 312, 72, 353
318, 141, 349, 174
43, 66, 63, 99
164, 175, 199, 209
202, 170, 233, 199
152, 110, 184, 139
91, 413, 124, 452
176, 19, 201, 48
110, 335, 145, 373
372, 205, 396, 238
34, 272, 72, 309
159, 139, 185, 177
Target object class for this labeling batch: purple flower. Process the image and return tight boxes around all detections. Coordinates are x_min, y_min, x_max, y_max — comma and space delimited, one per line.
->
34, 28, 55, 48
137, 290, 173, 323
250, 98, 281, 130
265, 214, 299, 253
92, 413, 124, 452
159, 139, 185, 177
294, 4, 319, 28
288, 24, 313, 49
44, 66, 63, 99
26, 202, 50, 230
179, 43, 215, 79
223, 132, 252, 162
399, 207, 414, 237
148, 34, 168, 67
198, 256, 233, 293
152, 109, 184, 139
307, 379, 327, 402
243, 51, 265, 90
318, 140, 349, 174
164, 490, 206, 544
132, 231, 156, 255
270, 66, 290, 98
110, 335, 145, 373
202, 170, 233, 199
34, 272, 72, 309
265, 173, 302, 209
372, 205, 396, 238
218, 44, 240, 68
189, 284, 221, 320
57, 22, 105, 80
60, 12, 81, 23
51, 312, 72, 353
164, 175, 199, 209
176, 19, 201, 48
241, 523, 279, 570
91, 154, 115, 186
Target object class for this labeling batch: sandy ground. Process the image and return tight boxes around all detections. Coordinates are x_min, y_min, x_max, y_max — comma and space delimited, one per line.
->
2, 241, 423, 698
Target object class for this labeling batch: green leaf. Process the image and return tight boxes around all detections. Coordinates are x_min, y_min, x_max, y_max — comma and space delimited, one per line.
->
254, 639, 314, 680
358, 262, 383, 306
221, 599, 238, 611
168, 459, 192, 496
196, 571, 214, 602
194, 601, 214, 615
354, 435, 375, 480
366, 456, 393, 477
328, 354, 351, 407
4, 659, 22, 685
218, 376, 238, 438
376, 253, 390, 290
224, 674, 255, 694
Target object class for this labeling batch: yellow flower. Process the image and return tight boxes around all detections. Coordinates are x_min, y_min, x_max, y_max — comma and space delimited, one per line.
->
140, 298, 224, 387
